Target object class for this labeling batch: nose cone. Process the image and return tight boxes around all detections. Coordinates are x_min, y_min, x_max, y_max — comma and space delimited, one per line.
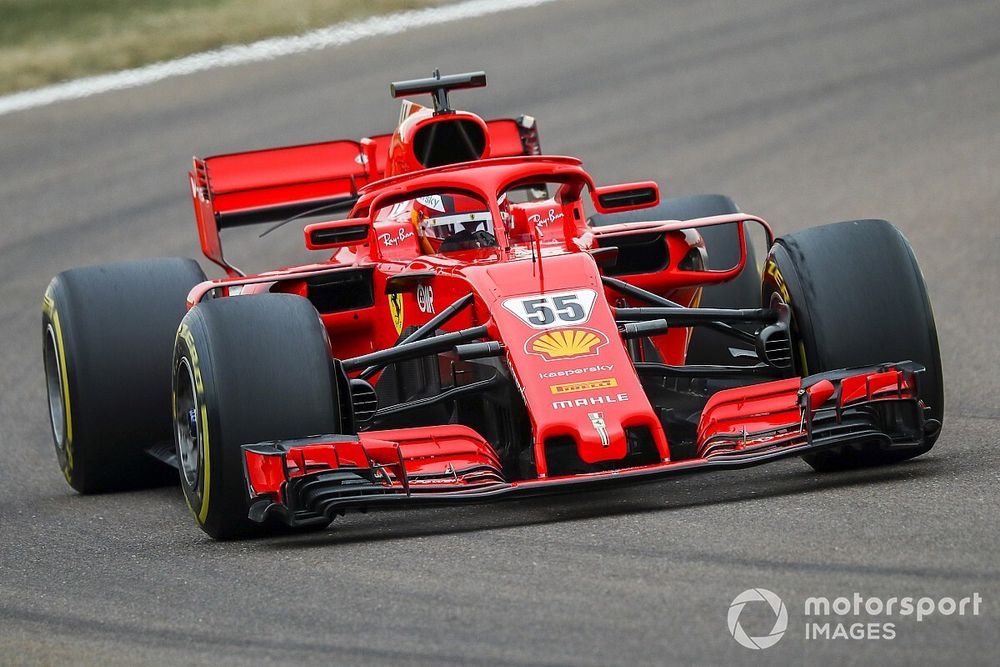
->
478, 253, 665, 475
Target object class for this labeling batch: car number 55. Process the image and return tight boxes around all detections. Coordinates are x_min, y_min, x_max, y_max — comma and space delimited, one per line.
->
502, 289, 598, 329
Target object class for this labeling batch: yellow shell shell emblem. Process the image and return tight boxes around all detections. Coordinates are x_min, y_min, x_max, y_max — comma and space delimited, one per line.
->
526, 328, 608, 361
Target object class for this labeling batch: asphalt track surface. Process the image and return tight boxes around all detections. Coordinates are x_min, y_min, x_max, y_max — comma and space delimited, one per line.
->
1, 0, 998, 664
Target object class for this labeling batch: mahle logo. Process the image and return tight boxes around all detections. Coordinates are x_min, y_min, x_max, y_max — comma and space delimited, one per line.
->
727, 588, 788, 650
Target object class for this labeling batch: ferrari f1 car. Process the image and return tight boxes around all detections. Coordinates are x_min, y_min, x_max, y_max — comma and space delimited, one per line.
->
42, 71, 943, 539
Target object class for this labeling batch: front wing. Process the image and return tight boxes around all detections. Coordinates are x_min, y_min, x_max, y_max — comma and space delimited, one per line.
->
243, 363, 932, 526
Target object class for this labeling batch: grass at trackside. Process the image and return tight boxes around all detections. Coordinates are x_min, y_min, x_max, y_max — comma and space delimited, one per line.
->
0, 0, 448, 95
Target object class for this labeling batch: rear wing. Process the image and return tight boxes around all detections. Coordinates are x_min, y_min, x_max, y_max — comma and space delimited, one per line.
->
189, 118, 537, 275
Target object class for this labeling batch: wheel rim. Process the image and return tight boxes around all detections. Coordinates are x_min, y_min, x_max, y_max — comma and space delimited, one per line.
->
43, 324, 66, 450
174, 358, 202, 488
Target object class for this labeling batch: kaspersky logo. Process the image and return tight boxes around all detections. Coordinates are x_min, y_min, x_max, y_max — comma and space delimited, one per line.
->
525, 327, 608, 361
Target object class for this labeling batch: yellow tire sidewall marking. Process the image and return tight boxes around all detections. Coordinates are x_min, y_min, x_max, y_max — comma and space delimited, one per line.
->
764, 258, 809, 374
43, 289, 74, 481
176, 321, 211, 526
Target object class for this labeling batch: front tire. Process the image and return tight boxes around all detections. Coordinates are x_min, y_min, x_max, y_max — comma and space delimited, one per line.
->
172, 294, 342, 539
42, 258, 206, 493
761, 219, 943, 470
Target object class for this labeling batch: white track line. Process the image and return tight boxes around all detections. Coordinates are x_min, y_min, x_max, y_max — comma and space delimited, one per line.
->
0, 0, 557, 117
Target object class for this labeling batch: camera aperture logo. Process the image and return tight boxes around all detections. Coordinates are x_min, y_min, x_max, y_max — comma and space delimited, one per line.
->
727, 589, 984, 648
727, 588, 788, 649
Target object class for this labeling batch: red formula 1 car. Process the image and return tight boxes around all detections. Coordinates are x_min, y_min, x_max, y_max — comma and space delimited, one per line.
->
42, 72, 943, 539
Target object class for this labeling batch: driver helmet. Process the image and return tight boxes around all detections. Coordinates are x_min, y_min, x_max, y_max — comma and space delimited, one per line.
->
413, 193, 496, 253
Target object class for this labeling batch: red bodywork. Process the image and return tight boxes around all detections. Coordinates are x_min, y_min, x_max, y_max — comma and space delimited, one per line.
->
186, 93, 929, 525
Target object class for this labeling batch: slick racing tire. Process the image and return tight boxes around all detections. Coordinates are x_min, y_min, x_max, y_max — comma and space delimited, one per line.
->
42, 258, 207, 493
761, 219, 944, 471
172, 294, 342, 540
591, 194, 761, 365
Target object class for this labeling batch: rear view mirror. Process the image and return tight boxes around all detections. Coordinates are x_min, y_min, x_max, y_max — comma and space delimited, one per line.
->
592, 182, 660, 214
304, 218, 370, 250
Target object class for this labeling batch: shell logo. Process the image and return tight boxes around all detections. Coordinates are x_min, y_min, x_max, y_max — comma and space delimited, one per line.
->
525, 328, 609, 361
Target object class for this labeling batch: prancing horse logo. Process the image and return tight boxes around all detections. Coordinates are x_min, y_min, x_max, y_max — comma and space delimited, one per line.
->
388, 293, 404, 335
588, 411, 610, 448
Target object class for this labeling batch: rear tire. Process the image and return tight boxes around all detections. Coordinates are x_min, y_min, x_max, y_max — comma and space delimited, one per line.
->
591, 194, 761, 364
761, 219, 943, 471
172, 294, 342, 539
42, 258, 206, 493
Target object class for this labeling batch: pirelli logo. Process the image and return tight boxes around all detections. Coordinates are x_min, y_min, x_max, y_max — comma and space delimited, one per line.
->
549, 377, 619, 395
